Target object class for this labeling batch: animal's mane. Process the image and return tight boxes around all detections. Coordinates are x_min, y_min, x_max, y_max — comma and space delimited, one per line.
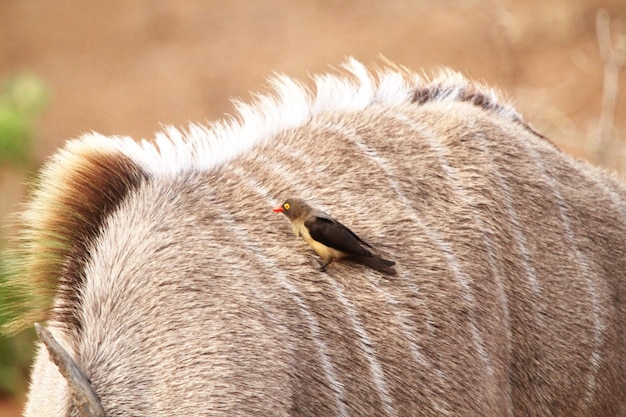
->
68, 58, 533, 178
3, 58, 537, 333
4, 141, 148, 333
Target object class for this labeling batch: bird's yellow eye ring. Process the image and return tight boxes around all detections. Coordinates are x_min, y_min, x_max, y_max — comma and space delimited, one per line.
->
284, 203, 291, 210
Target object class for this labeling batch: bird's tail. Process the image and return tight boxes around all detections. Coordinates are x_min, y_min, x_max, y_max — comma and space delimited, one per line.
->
357, 255, 397, 276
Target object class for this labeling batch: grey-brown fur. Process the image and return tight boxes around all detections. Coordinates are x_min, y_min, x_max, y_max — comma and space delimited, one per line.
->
13, 61, 626, 416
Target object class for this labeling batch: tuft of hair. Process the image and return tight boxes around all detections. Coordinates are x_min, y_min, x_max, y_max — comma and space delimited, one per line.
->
2, 136, 147, 334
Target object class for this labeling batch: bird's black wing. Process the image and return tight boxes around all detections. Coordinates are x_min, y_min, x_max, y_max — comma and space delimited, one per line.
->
305, 216, 372, 257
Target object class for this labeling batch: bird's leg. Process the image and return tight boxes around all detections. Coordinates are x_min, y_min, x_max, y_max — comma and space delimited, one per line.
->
318, 259, 332, 272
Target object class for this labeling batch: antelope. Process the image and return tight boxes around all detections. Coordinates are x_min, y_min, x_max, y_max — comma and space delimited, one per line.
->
6, 59, 626, 416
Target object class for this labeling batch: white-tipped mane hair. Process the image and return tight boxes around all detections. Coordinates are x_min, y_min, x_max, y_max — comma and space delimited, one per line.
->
9, 58, 626, 417
78, 58, 523, 177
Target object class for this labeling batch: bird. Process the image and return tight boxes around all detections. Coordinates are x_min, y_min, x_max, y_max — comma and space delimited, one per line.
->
273, 198, 397, 275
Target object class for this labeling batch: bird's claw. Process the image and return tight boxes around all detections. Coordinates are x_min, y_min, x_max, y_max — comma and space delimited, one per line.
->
318, 260, 330, 273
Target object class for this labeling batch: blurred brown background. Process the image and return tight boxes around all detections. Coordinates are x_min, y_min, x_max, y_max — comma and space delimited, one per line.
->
1, 0, 625, 414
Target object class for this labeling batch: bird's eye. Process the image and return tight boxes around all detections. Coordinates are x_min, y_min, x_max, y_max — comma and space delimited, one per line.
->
284, 203, 291, 210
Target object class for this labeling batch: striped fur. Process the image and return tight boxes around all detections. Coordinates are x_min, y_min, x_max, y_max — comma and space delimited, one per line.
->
12, 59, 626, 416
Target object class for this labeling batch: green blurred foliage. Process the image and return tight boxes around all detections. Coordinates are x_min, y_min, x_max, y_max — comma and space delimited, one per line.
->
0, 74, 48, 167
0, 330, 34, 397
0, 74, 48, 398
0, 288, 35, 398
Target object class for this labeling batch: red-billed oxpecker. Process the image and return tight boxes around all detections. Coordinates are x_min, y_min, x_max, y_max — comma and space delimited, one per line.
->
273, 198, 396, 275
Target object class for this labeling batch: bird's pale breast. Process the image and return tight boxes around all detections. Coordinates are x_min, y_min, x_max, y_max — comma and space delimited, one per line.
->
291, 219, 345, 261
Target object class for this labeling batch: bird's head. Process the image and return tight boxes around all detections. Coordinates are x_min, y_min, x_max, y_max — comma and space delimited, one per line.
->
272, 198, 310, 220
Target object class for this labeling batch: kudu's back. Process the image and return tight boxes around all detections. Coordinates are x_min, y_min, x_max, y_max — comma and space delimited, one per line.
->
9, 61, 626, 416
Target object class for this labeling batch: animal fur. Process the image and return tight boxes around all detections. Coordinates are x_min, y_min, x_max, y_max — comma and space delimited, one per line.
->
7, 58, 626, 416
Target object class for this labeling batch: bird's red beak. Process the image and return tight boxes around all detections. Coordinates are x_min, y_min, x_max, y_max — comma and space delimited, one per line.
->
272, 206, 284, 213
